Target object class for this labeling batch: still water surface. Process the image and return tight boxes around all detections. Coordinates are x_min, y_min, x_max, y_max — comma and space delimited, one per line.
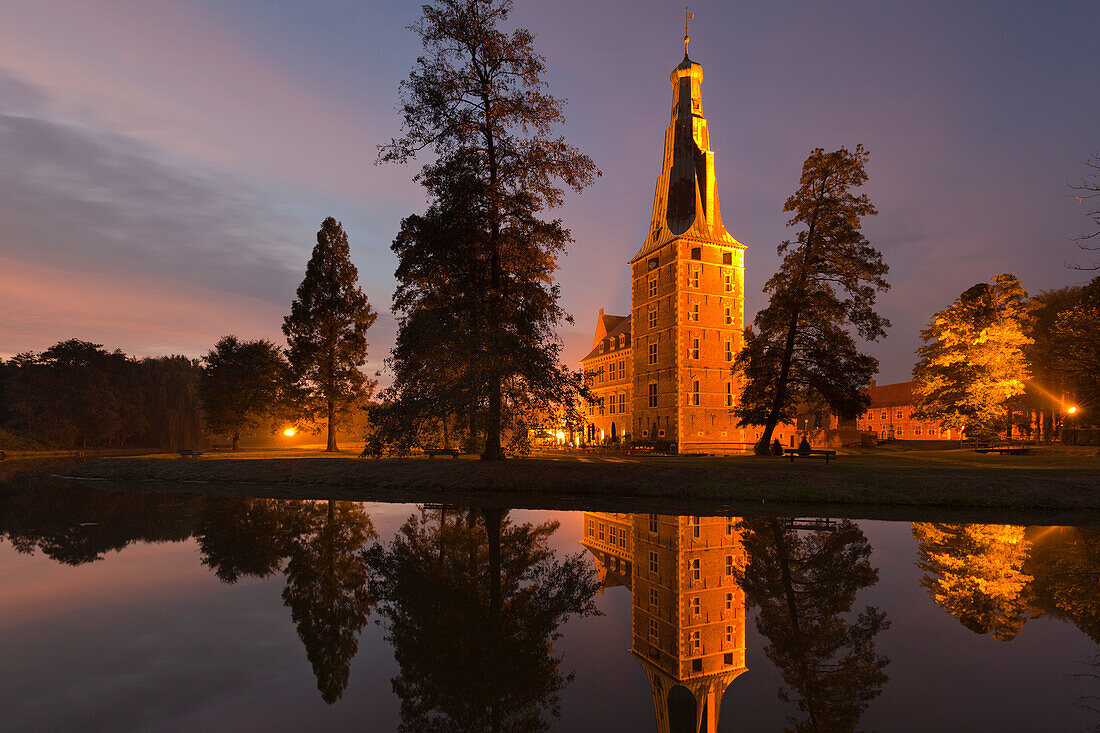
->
1, 477, 1098, 732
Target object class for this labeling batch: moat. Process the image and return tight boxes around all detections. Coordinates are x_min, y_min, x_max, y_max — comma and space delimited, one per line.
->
2, 474, 1097, 732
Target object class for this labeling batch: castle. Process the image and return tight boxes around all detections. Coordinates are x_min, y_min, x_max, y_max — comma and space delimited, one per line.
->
581, 48, 749, 454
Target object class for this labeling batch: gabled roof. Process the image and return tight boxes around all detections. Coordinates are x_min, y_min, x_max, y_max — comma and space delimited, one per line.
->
866, 381, 915, 408
581, 311, 631, 363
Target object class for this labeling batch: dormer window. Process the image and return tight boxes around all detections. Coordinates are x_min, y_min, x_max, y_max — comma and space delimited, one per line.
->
618, 334, 624, 348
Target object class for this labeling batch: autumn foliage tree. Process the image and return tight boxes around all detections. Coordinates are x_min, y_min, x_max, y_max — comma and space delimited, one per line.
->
283, 217, 378, 451
913, 274, 1032, 438
733, 145, 889, 454
375, 0, 598, 459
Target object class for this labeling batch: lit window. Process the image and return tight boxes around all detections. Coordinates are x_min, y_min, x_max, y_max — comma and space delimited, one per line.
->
692, 380, 700, 406
648, 342, 658, 364
649, 277, 658, 298
649, 306, 658, 329
649, 382, 658, 407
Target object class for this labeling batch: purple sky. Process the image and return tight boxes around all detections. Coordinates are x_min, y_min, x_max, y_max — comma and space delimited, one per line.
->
1, 0, 1097, 383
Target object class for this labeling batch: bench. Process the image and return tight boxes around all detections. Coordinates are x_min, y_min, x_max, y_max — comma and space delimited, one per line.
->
783, 447, 837, 464
178, 449, 204, 459
976, 446, 1030, 455
424, 447, 461, 459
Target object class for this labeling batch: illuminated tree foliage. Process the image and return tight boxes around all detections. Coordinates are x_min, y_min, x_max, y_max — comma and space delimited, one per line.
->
913, 522, 1033, 641
281, 500, 377, 703
913, 274, 1033, 438
197, 336, 287, 450
375, 0, 598, 459
363, 507, 600, 732
737, 518, 890, 732
733, 146, 889, 455
283, 217, 378, 452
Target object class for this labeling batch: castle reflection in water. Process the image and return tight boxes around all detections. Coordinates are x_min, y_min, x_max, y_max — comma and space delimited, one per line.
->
581, 513, 747, 733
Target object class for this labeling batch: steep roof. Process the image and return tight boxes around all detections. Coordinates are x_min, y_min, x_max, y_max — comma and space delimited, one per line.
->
866, 381, 915, 407
581, 312, 631, 363
630, 53, 743, 263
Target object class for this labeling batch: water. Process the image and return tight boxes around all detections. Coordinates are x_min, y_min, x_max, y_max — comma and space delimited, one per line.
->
1, 475, 1097, 732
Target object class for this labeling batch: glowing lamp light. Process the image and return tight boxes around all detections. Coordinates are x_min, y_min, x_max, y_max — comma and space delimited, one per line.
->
1067, 406, 1078, 415
555, 431, 565, 442
283, 427, 296, 437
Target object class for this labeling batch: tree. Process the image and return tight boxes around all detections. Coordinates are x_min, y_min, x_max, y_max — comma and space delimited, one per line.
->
733, 146, 889, 455
913, 274, 1033, 438
197, 336, 286, 450
736, 518, 890, 732
363, 507, 600, 731
1070, 153, 1100, 270
281, 500, 376, 703
913, 522, 1033, 641
1025, 286, 1084, 440
283, 217, 378, 451
1048, 276, 1100, 418
376, 0, 598, 460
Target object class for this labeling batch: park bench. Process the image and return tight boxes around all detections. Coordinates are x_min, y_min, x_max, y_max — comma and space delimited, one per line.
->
211, 443, 233, 452
783, 447, 837, 464
424, 447, 462, 459
975, 445, 1030, 455
177, 449, 204, 459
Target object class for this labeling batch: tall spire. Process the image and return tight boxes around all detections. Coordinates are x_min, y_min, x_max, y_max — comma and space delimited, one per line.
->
682, 6, 694, 56
630, 43, 741, 263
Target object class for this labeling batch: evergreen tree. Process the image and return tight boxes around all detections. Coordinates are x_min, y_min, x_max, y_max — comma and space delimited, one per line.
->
197, 335, 286, 450
912, 274, 1032, 438
376, 0, 598, 459
733, 146, 889, 454
283, 217, 377, 451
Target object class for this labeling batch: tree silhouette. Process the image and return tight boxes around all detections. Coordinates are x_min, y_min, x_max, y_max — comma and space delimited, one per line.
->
198, 336, 287, 450
1026, 526, 1100, 643
737, 518, 890, 732
732, 146, 889, 454
364, 506, 600, 732
913, 522, 1033, 641
283, 217, 378, 451
376, 0, 598, 459
195, 497, 287, 583
281, 500, 377, 703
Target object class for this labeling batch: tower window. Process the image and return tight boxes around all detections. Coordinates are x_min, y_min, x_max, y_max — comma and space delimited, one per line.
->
726, 383, 733, 407
690, 339, 699, 360
691, 597, 700, 615
722, 252, 732, 265
648, 342, 658, 364
650, 588, 659, 612
649, 514, 658, 533
691, 247, 701, 260
725, 555, 733, 575
725, 341, 733, 361
649, 306, 658, 329
692, 380, 700, 406
691, 303, 699, 321
692, 558, 700, 580
650, 551, 658, 575
618, 334, 625, 348
649, 276, 658, 298
725, 306, 732, 325
649, 618, 658, 642
724, 272, 733, 293
692, 631, 701, 653
691, 269, 699, 288
649, 382, 658, 407
726, 593, 733, 609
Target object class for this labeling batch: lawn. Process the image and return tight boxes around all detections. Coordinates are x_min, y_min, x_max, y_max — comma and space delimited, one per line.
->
54, 445, 1100, 520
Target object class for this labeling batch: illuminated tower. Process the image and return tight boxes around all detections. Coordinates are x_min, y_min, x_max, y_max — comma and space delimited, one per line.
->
630, 45, 747, 453
581, 512, 748, 733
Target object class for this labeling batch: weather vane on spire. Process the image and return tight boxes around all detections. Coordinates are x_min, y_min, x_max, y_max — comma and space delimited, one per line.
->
682, 6, 694, 54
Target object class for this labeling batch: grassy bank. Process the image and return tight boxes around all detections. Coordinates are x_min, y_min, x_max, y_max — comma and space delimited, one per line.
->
58, 446, 1100, 515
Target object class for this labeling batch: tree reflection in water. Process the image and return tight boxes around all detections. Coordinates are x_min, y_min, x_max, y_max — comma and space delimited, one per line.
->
913, 523, 1033, 641
363, 506, 600, 733
737, 518, 890, 733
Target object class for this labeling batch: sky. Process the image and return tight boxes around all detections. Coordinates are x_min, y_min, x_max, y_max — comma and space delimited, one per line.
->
1, 0, 1097, 383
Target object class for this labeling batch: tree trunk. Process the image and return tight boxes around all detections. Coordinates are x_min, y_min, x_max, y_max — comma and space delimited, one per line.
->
480, 80, 505, 461
326, 397, 338, 452
232, 432, 240, 451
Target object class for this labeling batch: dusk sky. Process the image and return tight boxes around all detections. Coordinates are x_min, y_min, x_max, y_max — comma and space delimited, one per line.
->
2, 0, 1097, 383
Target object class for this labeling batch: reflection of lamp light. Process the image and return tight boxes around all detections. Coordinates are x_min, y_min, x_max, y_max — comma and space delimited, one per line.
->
283, 427, 296, 437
